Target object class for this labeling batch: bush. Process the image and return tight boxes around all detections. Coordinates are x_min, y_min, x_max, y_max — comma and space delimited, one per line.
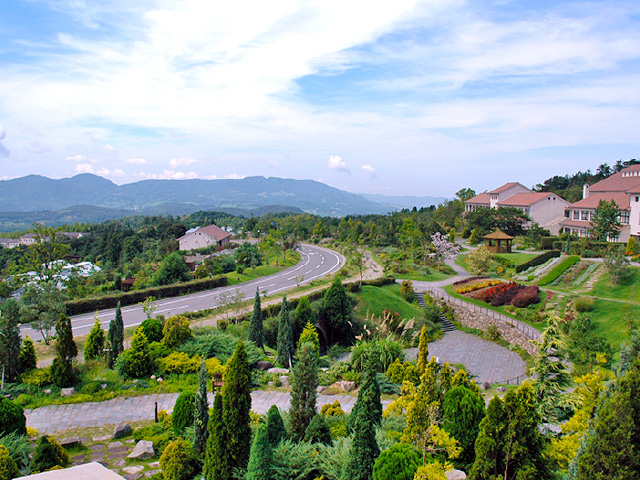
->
511, 286, 541, 308
399, 281, 415, 302
31, 436, 68, 473
350, 339, 404, 373
0, 444, 19, 480
172, 392, 196, 436
515, 250, 561, 273
0, 399, 26, 437
179, 333, 263, 365
574, 297, 595, 313
141, 318, 164, 343
21, 368, 50, 387
321, 401, 345, 417
80, 382, 102, 395
540, 237, 559, 250
149, 342, 172, 361
372, 443, 421, 480
126, 329, 152, 378
303, 414, 332, 445
162, 316, 193, 349
0, 432, 31, 471
537, 255, 580, 286
157, 352, 201, 375
160, 438, 196, 480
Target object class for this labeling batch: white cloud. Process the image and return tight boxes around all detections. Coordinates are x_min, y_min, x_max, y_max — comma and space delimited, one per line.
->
0, 125, 9, 158
169, 158, 198, 168
141, 170, 199, 180
224, 173, 245, 179
328, 155, 349, 174
66, 154, 88, 162
103, 144, 118, 154
75, 163, 94, 174
362, 164, 376, 178
126, 158, 148, 164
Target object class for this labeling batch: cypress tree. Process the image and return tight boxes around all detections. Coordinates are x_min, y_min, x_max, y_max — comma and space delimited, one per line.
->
247, 288, 264, 348
0, 299, 22, 382
84, 317, 105, 361
342, 385, 380, 480
349, 363, 382, 433
276, 296, 294, 368
193, 360, 209, 456
469, 396, 506, 480
50, 314, 77, 388
204, 393, 229, 480
108, 301, 124, 367
19, 335, 37, 373
172, 392, 196, 436
304, 414, 332, 445
127, 329, 151, 378
266, 405, 287, 446
323, 278, 351, 344
416, 325, 429, 376
221, 341, 252, 472
289, 342, 319, 440
442, 385, 485, 470
297, 322, 320, 354
293, 296, 315, 344
246, 423, 273, 480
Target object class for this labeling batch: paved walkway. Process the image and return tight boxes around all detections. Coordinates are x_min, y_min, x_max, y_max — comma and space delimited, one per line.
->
26, 391, 390, 434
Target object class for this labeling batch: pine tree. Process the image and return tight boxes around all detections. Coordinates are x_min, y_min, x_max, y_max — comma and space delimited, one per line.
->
204, 393, 229, 480
172, 392, 196, 436
127, 329, 151, 378
294, 296, 315, 344
349, 363, 382, 433
246, 423, 273, 480
323, 278, 351, 344
304, 414, 332, 445
289, 342, 319, 440
84, 317, 105, 361
469, 396, 506, 480
247, 288, 264, 348
221, 341, 252, 472
297, 322, 320, 354
276, 296, 294, 368
416, 326, 430, 376
342, 385, 380, 480
0, 299, 22, 382
266, 405, 287, 446
50, 314, 77, 388
193, 360, 209, 456
19, 336, 37, 373
442, 385, 485, 470
108, 301, 124, 367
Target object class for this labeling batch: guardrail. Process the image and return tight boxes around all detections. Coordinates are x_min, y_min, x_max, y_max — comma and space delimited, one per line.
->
421, 286, 541, 342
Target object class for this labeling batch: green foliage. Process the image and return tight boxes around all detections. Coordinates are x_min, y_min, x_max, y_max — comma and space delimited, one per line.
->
626, 236, 638, 255
372, 443, 421, 480
172, 392, 196, 436
537, 255, 580, 286
323, 278, 352, 345
468, 229, 477, 244
234, 242, 263, 268
266, 405, 287, 447
30, 436, 68, 473
180, 332, 264, 365
193, 361, 209, 456
0, 399, 26, 438
574, 297, 595, 313
351, 338, 404, 373
127, 329, 152, 378
349, 365, 382, 435
515, 249, 561, 273
140, 318, 164, 343
0, 444, 18, 480
276, 296, 294, 368
400, 280, 415, 302
0, 299, 22, 383
107, 301, 124, 367
465, 245, 493, 275
465, 206, 529, 237
304, 414, 332, 445
271, 439, 320, 480
604, 250, 630, 285
342, 387, 380, 480
84, 318, 105, 361
157, 352, 201, 375
50, 314, 77, 388
294, 296, 315, 345
417, 325, 430, 376
442, 386, 485, 470
18, 336, 37, 373
590, 199, 622, 241
152, 251, 192, 286
19, 281, 67, 345
162, 316, 193, 349
248, 288, 264, 349
289, 343, 319, 441
160, 438, 196, 480
0, 433, 32, 471
246, 423, 273, 480
204, 394, 228, 480
297, 322, 320, 354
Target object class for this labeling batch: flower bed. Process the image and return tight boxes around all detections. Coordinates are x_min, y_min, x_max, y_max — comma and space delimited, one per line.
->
462, 281, 539, 308
455, 279, 502, 294
453, 276, 490, 286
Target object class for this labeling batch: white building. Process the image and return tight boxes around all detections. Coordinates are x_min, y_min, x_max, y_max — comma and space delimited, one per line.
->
178, 224, 232, 251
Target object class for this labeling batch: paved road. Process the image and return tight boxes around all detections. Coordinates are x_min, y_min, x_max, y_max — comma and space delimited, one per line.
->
21, 244, 344, 340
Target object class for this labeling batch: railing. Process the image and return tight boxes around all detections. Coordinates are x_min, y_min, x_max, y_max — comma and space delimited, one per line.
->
421, 286, 541, 342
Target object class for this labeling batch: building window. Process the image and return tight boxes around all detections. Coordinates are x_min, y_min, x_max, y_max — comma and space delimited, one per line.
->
581, 211, 590, 221
609, 234, 620, 242
573, 210, 580, 220
636, 196, 639, 202
620, 211, 630, 224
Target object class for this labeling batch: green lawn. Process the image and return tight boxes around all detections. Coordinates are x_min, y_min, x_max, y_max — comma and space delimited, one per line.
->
493, 252, 538, 267
227, 251, 301, 286
587, 299, 639, 349
589, 267, 640, 302
396, 271, 452, 282
354, 284, 425, 321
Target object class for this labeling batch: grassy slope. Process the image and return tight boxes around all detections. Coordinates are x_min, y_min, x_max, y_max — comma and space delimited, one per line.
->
227, 251, 301, 286
588, 299, 640, 348
493, 252, 539, 266
589, 267, 640, 302
354, 284, 425, 321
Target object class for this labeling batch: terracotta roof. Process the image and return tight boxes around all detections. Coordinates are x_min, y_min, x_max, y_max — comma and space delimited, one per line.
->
559, 218, 592, 229
465, 193, 491, 204
199, 224, 232, 241
483, 229, 514, 240
488, 182, 529, 195
588, 168, 640, 194
570, 192, 630, 210
497, 192, 559, 207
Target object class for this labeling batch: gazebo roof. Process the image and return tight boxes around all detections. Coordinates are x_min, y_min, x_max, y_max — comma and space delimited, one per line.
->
483, 229, 514, 240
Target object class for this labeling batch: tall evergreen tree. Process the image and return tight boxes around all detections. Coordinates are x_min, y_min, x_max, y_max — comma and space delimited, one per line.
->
293, 296, 315, 344
442, 385, 485, 470
0, 299, 22, 382
204, 393, 229, 480
276, 296, 294, 368
289, 342, 319, 440
342, 384, 380, 480
193, 360, 209, 456
107, 301, 124, 367
469, 396, 506, 480
84, 317, 105, 361
416, 325, 430, 376
349, 362, 382, 433
50, 314, 77, 388
323, 278, 351, 344
19, 336, 37, 373
127, 329, 151, 378
247, 288, 264, 348
246, 423, 273, 480
266, 405, 287, 446
221, 341, 252, 473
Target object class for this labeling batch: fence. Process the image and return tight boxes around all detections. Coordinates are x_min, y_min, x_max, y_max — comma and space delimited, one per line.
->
422, 286, 541, 342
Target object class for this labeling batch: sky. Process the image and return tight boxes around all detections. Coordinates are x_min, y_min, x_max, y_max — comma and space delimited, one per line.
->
1, 0, 640, 197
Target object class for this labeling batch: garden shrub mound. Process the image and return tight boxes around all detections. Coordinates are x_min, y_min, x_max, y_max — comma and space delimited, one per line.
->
453, 276, 490, 286
515, 250, 561, 273
537, 255, 580, 286
455, 279, 501, 294
463, 282, 540, 308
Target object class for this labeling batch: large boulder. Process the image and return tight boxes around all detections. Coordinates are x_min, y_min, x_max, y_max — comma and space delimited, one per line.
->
113, 423, 132, 439
446, 469, 467, 480
58, 436, 82, 449
60, 388, 75, 397
279, 375, 290, 387
256, 361, 273, 371
340, 381, 357, 392
267, 367, 289, 374
127, 440, 155, 460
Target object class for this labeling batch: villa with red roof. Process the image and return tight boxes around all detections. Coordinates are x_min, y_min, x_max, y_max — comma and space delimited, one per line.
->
177, 224, 232, 251
559, 164, 640, 242
464, 182, 570, 234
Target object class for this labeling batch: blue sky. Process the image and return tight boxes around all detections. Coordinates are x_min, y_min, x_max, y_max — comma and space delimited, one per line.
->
1, 0, 639, 197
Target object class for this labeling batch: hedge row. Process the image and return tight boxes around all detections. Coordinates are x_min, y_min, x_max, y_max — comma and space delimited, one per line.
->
515, 250, 561, 273
65, 276, 228, 316
537, 255, 580, 286
541, 236, 560, 250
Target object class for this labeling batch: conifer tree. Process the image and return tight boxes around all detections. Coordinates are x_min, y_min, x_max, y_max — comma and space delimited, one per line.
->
246, 423, 273, 480
416, 326, 430, 376
0, 299, 22, 382
323, 278, 351, 344
204, 393, 229, 480
127, 329, 151, 378
349, 362, 382, 432
19, 336, 37, 373
289, 342, 319, 440
266, 405, 287, 446
469, 396, 506, 480
297, 322, 320, 354
193, 360, 209, 456
276, 296, 294, 368
84, 317, 105, 361
342, 384, 380, 480
294, 296, 315, 344
50, 314, 77, 387
442, 385, 485, 470
304, 413, 332, 445
247, 288, 264, 348
108, 301, 124, 367
172, 392, 196, 436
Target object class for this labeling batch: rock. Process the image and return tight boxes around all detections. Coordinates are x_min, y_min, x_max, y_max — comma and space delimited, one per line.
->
127, 440, 155, 460
268, 367, 289, 374
483, 382, 492, 391
317, 386, 326, 394
113, 459, 127, 468
497, 386, 507, 393
340, 381, 357, 392
113, 423, 132, 439
148, 461, 160, 468
256, 360, 274, 371
267, 381, 275, 387
446, 469, 467, 480
58, 436, 82, 449
122, 474, 142, 480
123, 465, 145, 474
44, 389, 52, 395
60, 387, 75, 397
279, 375, 290, 387
145, 470, 162, 478
92, 435, 112, 442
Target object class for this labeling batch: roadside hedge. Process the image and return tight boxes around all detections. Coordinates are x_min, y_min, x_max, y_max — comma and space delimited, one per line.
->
541, 236, 560, 250
65, 276, 228, 316
537, 255, 580, 286
515, 250, 561, 273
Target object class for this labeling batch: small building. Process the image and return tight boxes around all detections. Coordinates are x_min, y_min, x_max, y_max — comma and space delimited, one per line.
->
484, 229, 514, 253
177, 224, 232, 251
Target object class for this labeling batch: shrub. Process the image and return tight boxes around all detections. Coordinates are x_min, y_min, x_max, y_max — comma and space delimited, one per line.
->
31, 436, 68, 473
157, 352, 202, 375
141, 318, 164, 343
159, 438, 196, 480
574, 297, 595, 313
21, 368, 50, 387
372, 443, 421, 480
19, 337, 37, 373
540, 237, 559, 250
350, 339, 404, 373
321, 401, 345, 417
400, 280, 415, 302
149, 342, 172, 361
511, 286, 541, 308
0, 444, 19, 480
515, 250, 561, 273
172, 392, 196, 436
0, 432, 31, 471
126, 329, 152, 378
537, 255, 580, 286
80, 382, 102, 395
162, 316, 193, 349
179, 333, 263, 365
303, 414, 332, 445
0, 399, 26, 437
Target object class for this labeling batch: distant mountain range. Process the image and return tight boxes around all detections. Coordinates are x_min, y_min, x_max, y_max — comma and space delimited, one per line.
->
0, 174, 447, 230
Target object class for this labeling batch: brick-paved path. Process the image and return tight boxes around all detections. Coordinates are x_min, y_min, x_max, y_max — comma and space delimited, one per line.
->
26, 391, 390, 434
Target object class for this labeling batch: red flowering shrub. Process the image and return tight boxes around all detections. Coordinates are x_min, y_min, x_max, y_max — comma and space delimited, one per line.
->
511, 286, 541, 308
490, 284, 525, 306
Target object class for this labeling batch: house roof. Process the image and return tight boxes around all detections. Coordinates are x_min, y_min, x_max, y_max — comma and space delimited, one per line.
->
570, 192, 630, 210
17, 462, 125, 479
465, 193, 491, 204
559, 218, 592, 229
588, 166, 640, 194
488, 182, 530, 195
179, 224, 231, 242
483, 229, 514, 240
497, 192, 558, 207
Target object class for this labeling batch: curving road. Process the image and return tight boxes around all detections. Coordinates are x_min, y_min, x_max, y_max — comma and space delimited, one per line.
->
21, 244, 345, 340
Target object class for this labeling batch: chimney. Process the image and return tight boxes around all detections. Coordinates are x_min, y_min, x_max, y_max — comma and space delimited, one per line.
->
583, 184, 590, 199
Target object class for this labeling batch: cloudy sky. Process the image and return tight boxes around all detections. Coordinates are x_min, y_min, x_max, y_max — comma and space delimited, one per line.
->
1, 0, 639, 197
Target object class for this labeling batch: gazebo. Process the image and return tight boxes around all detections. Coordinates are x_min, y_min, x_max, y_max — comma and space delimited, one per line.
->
483, 229, 514, 253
